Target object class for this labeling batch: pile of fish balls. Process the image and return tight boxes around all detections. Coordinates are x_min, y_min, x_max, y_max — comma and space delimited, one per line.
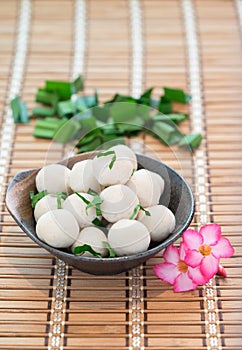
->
33, 144, 176, 257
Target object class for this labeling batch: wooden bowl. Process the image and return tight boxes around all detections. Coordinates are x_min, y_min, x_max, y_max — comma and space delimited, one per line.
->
5, 153, 194, 275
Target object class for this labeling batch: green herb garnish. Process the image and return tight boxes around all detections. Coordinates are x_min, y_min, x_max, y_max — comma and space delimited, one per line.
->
102, 241, 116, 258
75, 191, 103, 216
73, 244, 102, 258
75, 192, 90, 205
10, 96, 29, 124
86, 195, 103, 216
129, 205, 151, 220
164, 87, 192, 104
97, 150, 116, 170
56, 192, 67, 209
30, 190, 48, 208
179, 133, 203, 151
92, 218, 104, 227
29, 76, 202, 151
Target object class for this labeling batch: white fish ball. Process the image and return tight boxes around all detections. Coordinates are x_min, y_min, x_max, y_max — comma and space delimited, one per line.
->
127, 169, 164, 207
34, 194, 64, 221
69, 159, 100, 193
36, 209, 79, 248
36, 164, 71, 194
108, 219, 150, 256
63, 192, 99, 228
93, 145, 137, 186
100, 184, 139, 223
71, 226, 108, 257
137, 205, 176, 242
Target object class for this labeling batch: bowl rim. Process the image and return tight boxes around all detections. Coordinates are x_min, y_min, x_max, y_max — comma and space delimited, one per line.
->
6, 152, 195, 264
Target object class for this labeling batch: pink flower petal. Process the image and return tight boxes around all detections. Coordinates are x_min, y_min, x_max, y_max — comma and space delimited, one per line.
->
182, 229, 203, 250
200, 254, 219, 280
200, 224, 221, 246
179, 242, 187, 260
217, 265, 227, 278
153, 262, 180, 285
188, 266, 210, 285
173, 272, 197, 293
163, 244, 180, 264
211, 237, 234, 258
184, 249, 203, 268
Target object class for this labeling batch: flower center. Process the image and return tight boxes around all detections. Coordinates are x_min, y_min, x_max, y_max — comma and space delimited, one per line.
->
178, 260, 188, 273
199, 244, 212, 256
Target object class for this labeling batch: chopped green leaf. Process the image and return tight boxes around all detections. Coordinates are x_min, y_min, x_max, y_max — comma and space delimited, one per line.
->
164, 87, 191, 104
72, 75, 84, 92
45, 80, 74, 101
10, 96, 29, 124
92, 105, 110, 123
131, 168, 136, 176
152, 121, 184, 145
86, 194, 103, 216
129, 204, 151, 220
97, 150, 116, 170
57, 100, 76, 118
73, 244, 102, 258
179, 133, 203, 151
35, 88, 58, 107
158, 95, 172, 114
32, 107, 55, 117
92, 218, 104, 227
102, 241, 116, 258
53, 118, 81, 143
152, 113, 188, 125
33, 117, 67, 139
30, 190, 47, 208
75, 192, 90, 205
87, 189, 99, 196
104, 94, 137, 104
138, 87, 154, 106
56, 192, 67, 209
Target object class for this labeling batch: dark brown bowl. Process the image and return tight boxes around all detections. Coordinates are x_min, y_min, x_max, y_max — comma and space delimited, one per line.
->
5, 153, 194, 275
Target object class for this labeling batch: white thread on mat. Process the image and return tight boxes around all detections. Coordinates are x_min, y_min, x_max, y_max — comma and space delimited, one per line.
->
72, 0, 86, 78
48, 1, 86, 349
235, 0, 242, 31
129, 1, 145, 349
182, 1, 222, 350
129, 0, 143, 98
0, 0, 31, 199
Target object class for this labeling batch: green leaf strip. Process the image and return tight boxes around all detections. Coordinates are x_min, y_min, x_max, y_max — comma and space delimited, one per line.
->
56, 192, 67, 209
30, 190, 48, 208
129, 204, 151, 220
73, 244, 102, 258
97, 150, 116, 170
102, 241, 116, 258
75, 192, 90, 205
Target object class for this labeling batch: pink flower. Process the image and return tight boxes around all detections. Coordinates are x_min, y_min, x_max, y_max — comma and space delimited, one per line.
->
183, 224, 234, 280
153, 243, 208, 292
217, 264, 227, 278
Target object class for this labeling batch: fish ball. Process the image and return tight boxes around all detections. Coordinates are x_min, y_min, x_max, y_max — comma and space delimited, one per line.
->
127, 169, 164, 207
69, 159, 100, 193
36, 164, 70, 194
63, 193, 99, 228
71, 226, 108, 257
100, 184, 139, 223
137, 205, 176, 242
36, 209, 79, 248
108, 219, 150, 256
93, 145, 137, 186
34, 194, 64, 221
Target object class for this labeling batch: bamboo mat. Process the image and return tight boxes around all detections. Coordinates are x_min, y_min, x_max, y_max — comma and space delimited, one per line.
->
0, 0, 242, 349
